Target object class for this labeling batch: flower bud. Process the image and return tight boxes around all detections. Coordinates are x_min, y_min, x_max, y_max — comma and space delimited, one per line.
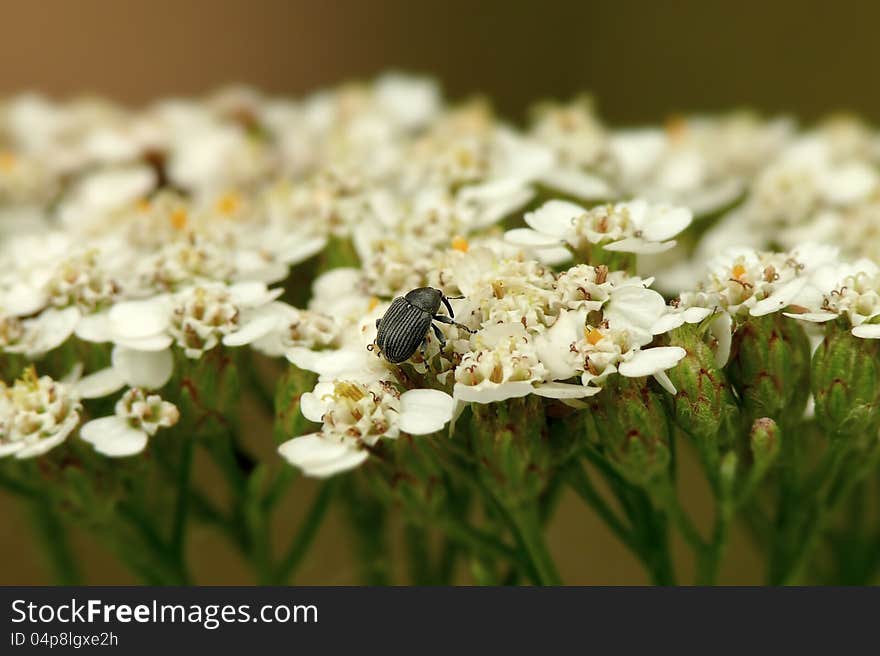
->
811, 325, 880, 439
727, 314, 811, 426
749, 417, 781, 469
363, 432, 450, 519
585, 376, 671, 486
663, 324, 741, 448
468, 395, 551, 507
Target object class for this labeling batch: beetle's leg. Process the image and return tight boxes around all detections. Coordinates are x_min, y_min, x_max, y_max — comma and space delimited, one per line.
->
440, 295, 455, 319
419, 338, 429, 361
375, 318, 381, 330
433, 314, 475, 333
431, 323, 447, 351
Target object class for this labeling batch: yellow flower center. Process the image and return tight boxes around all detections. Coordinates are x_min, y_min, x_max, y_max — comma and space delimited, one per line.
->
586, 327, 604, 345
216, 192, 241, 216
170, 209, 188, 231
335, 382, 365, 402
0, 151, 16, 172
451, 236, 469, 252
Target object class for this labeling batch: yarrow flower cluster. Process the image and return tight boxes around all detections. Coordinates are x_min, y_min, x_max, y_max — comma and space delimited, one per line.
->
4, 75, 880, 587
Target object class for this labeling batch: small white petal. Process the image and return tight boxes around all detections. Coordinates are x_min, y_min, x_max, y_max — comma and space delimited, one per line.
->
0, 442, 25, 457
524, 200, 585, 237
603, 238, 676, 254
532, 246, 573, 266
14, 415, 80, 459
683, 306, 714, 323
652, 370, 677, 395
80, 416, 149, 457
278, 434, 368, 477
852, 324, 880, 339
277, 236, 327, 265
300, 385, 333, 423
312, 268, 362, 300
223, 312, 279, 346
302, 451, 371, 478
14, 432, 68, 459
112, 346, 173, 389
74, 311, 111, 342
504, 228, 562, 248
538, 168, 612, 199
618, 347, 687, 378
31, 307, 80, 352
750, 278, 808, 316
109, 297, 171, 339
641, 206, 693, 242
113, 334, 174, 351
532, 382, 601, 399
783, 311, 838, 323
453, 380, 535, 404
399, 389, 455, 435
228, 281, 281, 307
651, 313, 686, 335
75, 367, 126, 399
4, 282, 48, 316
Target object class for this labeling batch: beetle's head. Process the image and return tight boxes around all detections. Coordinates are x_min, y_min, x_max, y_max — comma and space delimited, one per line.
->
404, 287, 443, 314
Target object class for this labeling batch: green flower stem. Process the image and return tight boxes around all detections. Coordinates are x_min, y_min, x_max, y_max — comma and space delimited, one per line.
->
502, 503, 561, 586
696, 502, 733, 585
435, 538, 460, 584
566, 461, 637, 552
243, 468, 274, 584
242, 351, 277, 419
115, 500, 189, 584
429, 446, 543, 577
340, 475, 392, 585
170, 436, 194, 570
777, 440, 879, 585
28, 499, 81, 585
580, 445, 676, 584
648, 479, 737, 585
0, 470, 40, 499
404, 524, 434, 585
435, 515, 520, 565
273, 478, 338, 584
650, 481, 706, 553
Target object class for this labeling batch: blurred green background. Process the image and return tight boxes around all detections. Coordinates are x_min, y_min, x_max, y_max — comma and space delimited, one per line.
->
1, 0, 874, 584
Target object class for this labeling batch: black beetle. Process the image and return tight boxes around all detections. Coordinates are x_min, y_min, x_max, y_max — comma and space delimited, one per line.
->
374, 287, 474, 363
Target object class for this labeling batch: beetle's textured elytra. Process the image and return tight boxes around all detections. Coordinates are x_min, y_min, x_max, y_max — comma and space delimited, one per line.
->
375, 287, 469, 364
376, 296, 434, 363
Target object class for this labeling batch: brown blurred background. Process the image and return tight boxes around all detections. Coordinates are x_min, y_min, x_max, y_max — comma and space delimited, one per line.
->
1, 0, 875, 584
